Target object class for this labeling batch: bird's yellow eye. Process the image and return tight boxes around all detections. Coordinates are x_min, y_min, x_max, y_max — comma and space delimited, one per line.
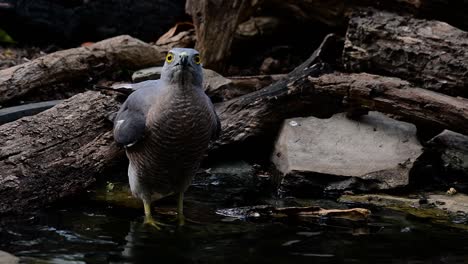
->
193, 54, 201, 65
166, 53, 174, 63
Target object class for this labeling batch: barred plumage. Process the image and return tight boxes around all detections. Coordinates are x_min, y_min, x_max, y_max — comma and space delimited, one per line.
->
113, 48, 220, 227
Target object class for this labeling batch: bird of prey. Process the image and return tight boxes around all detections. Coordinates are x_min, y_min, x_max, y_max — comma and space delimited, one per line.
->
113, 48, 220, 228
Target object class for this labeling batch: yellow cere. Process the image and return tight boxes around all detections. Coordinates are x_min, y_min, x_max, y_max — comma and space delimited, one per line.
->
166, 52, 174, 63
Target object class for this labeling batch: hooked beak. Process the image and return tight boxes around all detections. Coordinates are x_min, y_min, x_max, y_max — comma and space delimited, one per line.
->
179, 52, 188, 67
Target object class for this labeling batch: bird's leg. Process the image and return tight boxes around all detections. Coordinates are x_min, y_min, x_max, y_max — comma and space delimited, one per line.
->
143, 200, 163, 230
177, 192, 185, 226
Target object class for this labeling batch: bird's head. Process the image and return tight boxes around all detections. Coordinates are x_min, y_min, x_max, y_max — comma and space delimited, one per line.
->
161, 48, 203, 87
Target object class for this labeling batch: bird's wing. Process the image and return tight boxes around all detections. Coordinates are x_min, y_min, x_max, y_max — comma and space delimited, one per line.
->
206, 95, 221, 140
113, 80, 161, 147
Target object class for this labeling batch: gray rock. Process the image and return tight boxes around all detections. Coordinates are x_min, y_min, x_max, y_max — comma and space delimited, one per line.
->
0, 251, 18, 264
132, 66, 164, 82
427, 130, 468, 177
273, 112, 423, 194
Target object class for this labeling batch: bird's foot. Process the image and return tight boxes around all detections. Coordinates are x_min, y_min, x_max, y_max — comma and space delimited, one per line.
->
143, 216, 166, 230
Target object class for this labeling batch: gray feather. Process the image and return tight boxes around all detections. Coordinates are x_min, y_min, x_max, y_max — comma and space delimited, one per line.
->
113, 80, 162, 146
113, 48, 220, 203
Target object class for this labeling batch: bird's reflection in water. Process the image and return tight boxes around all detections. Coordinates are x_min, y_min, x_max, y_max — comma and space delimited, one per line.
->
120, 221, 195, 263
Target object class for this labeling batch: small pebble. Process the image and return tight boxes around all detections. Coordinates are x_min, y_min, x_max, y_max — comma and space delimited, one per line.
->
446, 187, 457, 196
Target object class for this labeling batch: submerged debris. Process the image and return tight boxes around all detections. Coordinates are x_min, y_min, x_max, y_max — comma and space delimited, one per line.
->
216, 205, 370, 222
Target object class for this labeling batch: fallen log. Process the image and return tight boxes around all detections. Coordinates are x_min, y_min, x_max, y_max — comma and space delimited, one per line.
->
0, 35, 166, 104
0, 91, 123, 215
0, 34, 336, 215
309, 73, 468, 135
343, 10, 468, 98
2, 35, 467, 215
215, 70, 468, 151
186, 0, 468, 70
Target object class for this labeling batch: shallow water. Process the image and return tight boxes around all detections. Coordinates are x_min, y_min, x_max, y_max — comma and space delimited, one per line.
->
2, 171, 468, 263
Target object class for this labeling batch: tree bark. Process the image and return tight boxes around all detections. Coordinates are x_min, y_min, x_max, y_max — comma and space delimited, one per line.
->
0, 35, 167, 104
343, 10, 468, 98
307, 73, 468, 136
1, 34, 467, 215
0, 91, 123, 215
185, 0, 259, 72
0, 36, 334, 215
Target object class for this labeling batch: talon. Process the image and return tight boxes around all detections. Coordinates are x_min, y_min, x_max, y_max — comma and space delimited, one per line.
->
143, 216, 163, 230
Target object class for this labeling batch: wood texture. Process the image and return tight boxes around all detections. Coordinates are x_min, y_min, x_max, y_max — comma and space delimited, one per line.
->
343, 10, 468, 98
0, 91, 122, 215
308, 73, 468, 135
0, 35, 166, 104
186, 0, 258, 71
1, 33, 467, 215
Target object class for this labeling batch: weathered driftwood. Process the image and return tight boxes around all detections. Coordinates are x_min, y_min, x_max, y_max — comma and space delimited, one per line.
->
215, 69, 468, 152
0, 35, 166, 104
224, 74, 286, 99
0, 92, 123, 215
186, 0, 468, 70
2, 33, 467, 215
308, 73, 468, 135
343, 10, 468, 98
0, 34, 336, 215
212, 34, 345, 150
185, 0, 259, 71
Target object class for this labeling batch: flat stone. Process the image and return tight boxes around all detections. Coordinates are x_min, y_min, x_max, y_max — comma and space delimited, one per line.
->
273, 112, 423, 192
0, 251, 18, 264
132, 66, 163, 82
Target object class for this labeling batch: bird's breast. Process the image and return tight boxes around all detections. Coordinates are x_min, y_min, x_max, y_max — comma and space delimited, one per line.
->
144, 91, 214, 163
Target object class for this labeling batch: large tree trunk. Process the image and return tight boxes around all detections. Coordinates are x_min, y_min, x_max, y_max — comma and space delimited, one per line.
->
343, 10, 468, 98
0, 35, 167, 104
